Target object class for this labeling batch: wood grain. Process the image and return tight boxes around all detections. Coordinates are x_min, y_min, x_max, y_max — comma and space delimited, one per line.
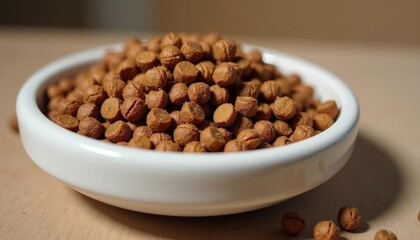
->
1, 28, 419, 239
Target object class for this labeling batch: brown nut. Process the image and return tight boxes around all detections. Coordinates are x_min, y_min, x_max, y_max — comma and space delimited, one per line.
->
281, 212, 306, 236
180, 102, 205, 125
273, 136, 291, 147
48, 95, 64, 110
273, 120, 293, 137
169, 110, 184, 131
236, 129, 261, 150
103, 52, 125, 71
146, 36, 161, 53
224, 139, 248, 152
251, 63, 270, 81
418, 210, 420, 223
57, 78, 74, 93
249, 78, 262, 88
128, 136, 152, 149
173, 61, 198, 85
212, 63, 237, 87
313, 221, 340, 240
202, 32, 220, 44
49, 109, 62, 121
132, 126, 153, 139
212, 39, 237, 62
197, 120, 216, 132
56, 98, 81, 117
146, 108, 172, 133
155, 141, 182, 152
105, 120, 132, 143
83, 85, 106, 105
173, 123, 200, 146
237, 58, 252, 78
272, 96, 296, 120
290, 112, 313, 129
9, 114, 19, 133
200, 126, 225, 152
374, 229, 398, 240
161, 32, 182, 49
102, 121, 111, 130
122, 80, 147, 100
168, 82, 189, 105
236, 82, 259, 99
117, 59, 138, 81
126, 120, 145, 131
289, 125, 315, 143
47, 84, 64, 99
293, 84, 314, 98
101, 97, 123, 122
235, 96, 258, 117
317, 100, 339, 119
143, 66, 168, 91
103, 78, 126, 99
246, 49, 263, 63
227, 62, 242, 77
253, 120, 276, 143
145, 89, 168, 110
230, 116, 254, 137
181, 41, 204, 63
257, 142, 272, 149
135, 51, 158, 72
292, 93, 309, 112
218, 128, 232, 142
66, 89, 84, 105
149, 132, 172, 147
313, 113, 334, 131
198, 41, 212, 60
56, 115, 79, 132
125, 43, 146, 60
254, 103, 272, 121
213, 103, 237, 127
337, 206, 362, 231
209, 85, 229, 107
196, 61, 215, 84
260, 80, 281, 103
77, 117, 103, 139
77, 103, 99, 121
159, 46, 183, 69
183, 141, 207, 153
121, 97, 147, 122
188, 82, 210, 105
102, 70, 119, 84
275, 78, 292, 96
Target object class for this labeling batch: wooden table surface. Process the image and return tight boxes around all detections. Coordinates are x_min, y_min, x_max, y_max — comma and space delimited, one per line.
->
1, 28, 419, 239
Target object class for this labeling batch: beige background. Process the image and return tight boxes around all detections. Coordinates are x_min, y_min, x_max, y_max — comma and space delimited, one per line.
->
1, 0, 420, 45
158, 0, 420, 45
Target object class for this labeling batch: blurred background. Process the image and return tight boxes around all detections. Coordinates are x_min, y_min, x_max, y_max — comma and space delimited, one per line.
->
1, 0, 419, 45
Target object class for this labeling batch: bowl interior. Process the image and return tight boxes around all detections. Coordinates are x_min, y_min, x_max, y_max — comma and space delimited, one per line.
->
21, 42, 358, 166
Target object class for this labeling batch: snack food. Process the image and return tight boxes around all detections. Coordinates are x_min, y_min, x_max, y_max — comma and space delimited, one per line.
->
374, 229, 398, 240
281, 211, 306, 235
313, 220, 340, 240
45, 32, 340, 152
337, 205, 362, 231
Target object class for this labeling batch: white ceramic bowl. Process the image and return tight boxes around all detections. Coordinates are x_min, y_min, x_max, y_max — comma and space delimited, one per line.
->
17, 43, 359, 216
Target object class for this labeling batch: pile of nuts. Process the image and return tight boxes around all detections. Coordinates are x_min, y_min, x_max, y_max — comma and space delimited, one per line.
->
281, 206, 398, 240
46, 32, 339, 152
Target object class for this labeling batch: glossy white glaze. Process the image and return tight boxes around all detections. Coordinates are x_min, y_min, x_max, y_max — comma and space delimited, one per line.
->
17, 43, 359, 216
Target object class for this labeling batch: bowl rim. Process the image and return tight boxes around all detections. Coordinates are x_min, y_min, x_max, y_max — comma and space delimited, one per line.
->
17, 42, 359, 170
